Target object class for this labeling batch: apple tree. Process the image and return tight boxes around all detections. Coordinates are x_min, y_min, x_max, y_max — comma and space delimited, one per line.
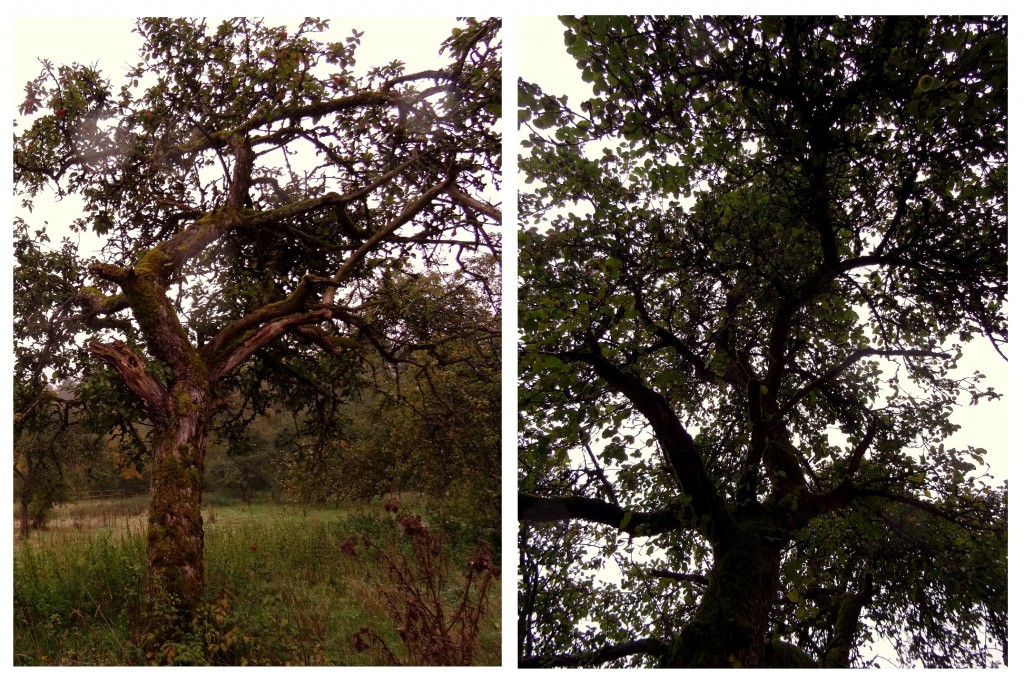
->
14, 16, 500, 634
519, 16, 1005, 668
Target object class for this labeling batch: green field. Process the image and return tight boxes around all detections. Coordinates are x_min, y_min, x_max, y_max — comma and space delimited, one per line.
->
13, 495, 500, 666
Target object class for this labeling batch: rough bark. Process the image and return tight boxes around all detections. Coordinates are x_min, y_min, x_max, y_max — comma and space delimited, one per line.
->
144, 379, 210, 630
823, 579, 872, 668
661, 507, 790, 668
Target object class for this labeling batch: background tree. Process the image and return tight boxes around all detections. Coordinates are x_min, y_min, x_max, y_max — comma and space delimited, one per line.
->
204, 411, 281, 504
351, 263, 501, 532
278, 260, 500, 535
14, 16, 501, 634
519, 16, 1005, 668
13, 219, 94, 537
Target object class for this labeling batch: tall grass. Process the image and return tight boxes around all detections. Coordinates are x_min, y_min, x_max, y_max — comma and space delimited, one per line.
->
13, 499, 500, 666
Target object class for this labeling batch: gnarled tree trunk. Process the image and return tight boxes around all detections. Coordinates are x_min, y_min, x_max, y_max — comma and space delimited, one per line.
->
91, 337, 213, 631
662, 509, 791, 668
144, 379, 210, 626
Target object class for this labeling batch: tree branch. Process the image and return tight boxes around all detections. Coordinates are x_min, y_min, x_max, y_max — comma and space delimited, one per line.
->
774, 348, 950, 428
202, 273, 324, 366
208, 309, 326, 381
320, 171, 456, 305
88, 339, 170, 422
519, 637, 664, 668
648, 569, 709, 586
446, 185, 502, 222
518, 492, 685, 537
560, 341, 726, 526
168, 91, 401, 156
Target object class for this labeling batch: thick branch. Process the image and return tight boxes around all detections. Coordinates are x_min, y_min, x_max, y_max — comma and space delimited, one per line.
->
823, 576, 873, 668
518, 492, 684, 537
446, 186, 502, 222
88, 261, 204, 378
648, 569, 709, 586
202, 273, 326, 365
844, 419, 878, 479
168, 91, 400, 156
88, 340, 170, 422
226, 135, 256, 210
321, 172, 456, 305
561, 342, 725, 525
519, 638, 664, 668
208, 309, 326, 381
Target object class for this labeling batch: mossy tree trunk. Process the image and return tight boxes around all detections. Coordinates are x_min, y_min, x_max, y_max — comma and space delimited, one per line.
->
662, 509, 790, 668
145, 379, 211, 625
90, 333, 213, 630
89, 233, 220, 630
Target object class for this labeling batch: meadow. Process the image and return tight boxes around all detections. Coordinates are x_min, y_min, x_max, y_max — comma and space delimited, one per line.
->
13, 495, 500, 666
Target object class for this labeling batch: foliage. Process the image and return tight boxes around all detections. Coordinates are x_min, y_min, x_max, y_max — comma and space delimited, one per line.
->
13, 219, 90, 533
278, 261, 501, 532
205, 409, 284, 502
518, 16, 1006, 668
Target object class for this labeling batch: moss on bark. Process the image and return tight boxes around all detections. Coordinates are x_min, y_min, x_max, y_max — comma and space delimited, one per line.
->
145, 384, 209, 631
662, 508, 789, 668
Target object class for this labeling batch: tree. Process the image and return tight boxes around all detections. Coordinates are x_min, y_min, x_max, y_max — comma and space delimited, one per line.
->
14, 17, 501, 633
13, 219, 92, 537
518, 16, 1005, 668
348, 263, 501, 531
205, 411, 280, 503
278, 261, 501, 533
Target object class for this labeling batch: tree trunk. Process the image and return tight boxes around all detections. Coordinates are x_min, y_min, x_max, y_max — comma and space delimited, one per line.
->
89, 328, 213, 635
144, 379, 210, 633
662, 508, 792, 668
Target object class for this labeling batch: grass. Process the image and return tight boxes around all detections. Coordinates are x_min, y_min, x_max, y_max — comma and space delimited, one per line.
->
13, 496, 500, 666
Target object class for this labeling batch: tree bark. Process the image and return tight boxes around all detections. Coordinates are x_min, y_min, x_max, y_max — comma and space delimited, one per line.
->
144, 378, 210, 631
90, 335, 212, 633
661, 507, 793, 667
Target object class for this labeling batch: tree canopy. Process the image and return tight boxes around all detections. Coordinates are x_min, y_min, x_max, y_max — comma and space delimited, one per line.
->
518, 16, 1005, 668
14, 16, 501, 634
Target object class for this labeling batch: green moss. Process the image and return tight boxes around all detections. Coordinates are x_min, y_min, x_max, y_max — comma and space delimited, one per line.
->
196, 207, 223, 224
136, 245, 172, 278
171, 386, 200, 416
144, 427, 207, 627
764, 640, 817, 667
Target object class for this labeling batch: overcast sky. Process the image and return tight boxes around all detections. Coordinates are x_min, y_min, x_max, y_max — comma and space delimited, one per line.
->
12, 16, 459, 89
